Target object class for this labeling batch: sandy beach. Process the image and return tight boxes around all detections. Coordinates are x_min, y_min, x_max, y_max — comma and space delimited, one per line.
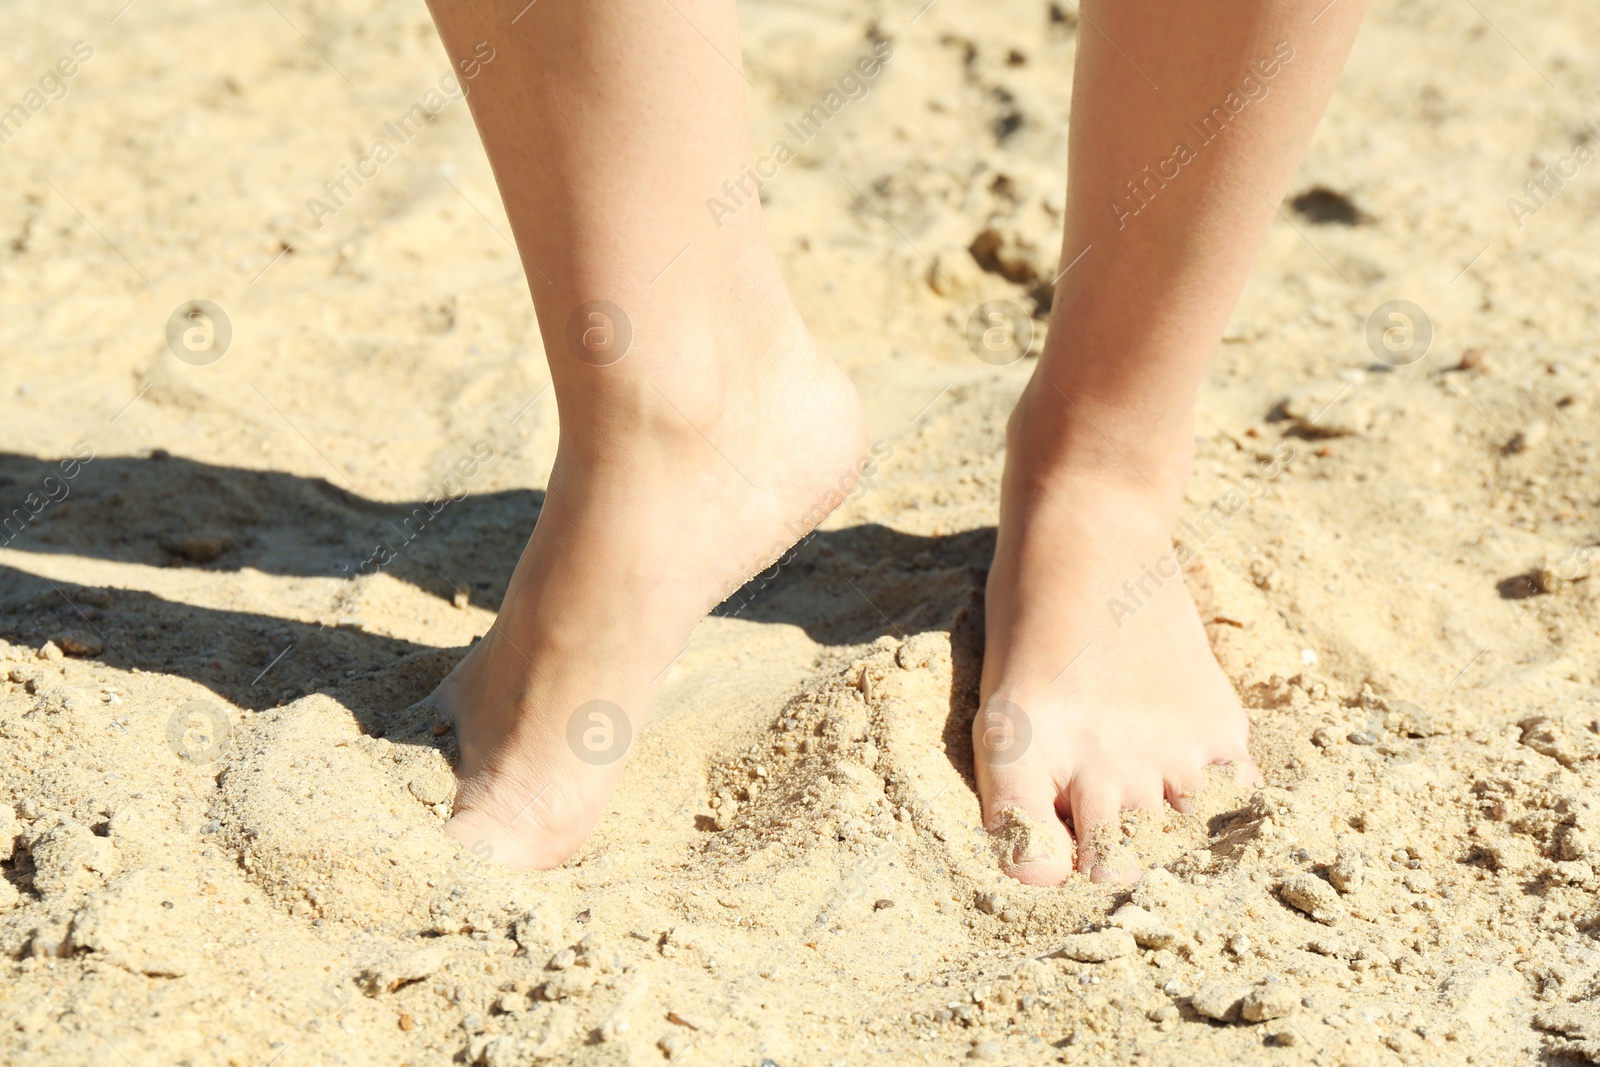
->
2, 0, 1600, 1063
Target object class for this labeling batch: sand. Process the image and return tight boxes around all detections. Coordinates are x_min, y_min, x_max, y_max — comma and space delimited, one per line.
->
2, 0, 1600, 1063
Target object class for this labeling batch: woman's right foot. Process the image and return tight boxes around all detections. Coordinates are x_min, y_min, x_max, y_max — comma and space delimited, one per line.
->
432, 276, 867, 869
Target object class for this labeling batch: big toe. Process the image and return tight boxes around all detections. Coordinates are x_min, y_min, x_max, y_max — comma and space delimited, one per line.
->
979, 772, 1076, 885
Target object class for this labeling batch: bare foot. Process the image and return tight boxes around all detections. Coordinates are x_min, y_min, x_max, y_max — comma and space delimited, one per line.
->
975, 382, 1258, 885
429, 289, 867, 869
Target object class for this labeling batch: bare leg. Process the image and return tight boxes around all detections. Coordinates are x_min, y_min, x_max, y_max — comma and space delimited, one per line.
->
424, 0, 866, 867
977, 0, 1367, 883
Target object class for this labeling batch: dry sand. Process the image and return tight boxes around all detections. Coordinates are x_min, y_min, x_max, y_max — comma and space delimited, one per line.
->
3, 0, 1600, 1064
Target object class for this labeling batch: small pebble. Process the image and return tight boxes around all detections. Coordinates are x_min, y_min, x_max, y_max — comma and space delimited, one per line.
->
1192, 982, 1250, 1023
1329, 848, 1366, 893
1242, 982, 1301, 1022
873, 899, 894, 911
49, 632, 103, 657
408, 769, 455, 806
1348, 730, 1378, 746
1110, 904, 1177, 949
397, 1013, 413, 1031
1278, 873, 1345, 924
431, 722, 452, 737
1053, 928, 1135, 963
1505, 420, 1548, 453
970, 1039, 1002, 1061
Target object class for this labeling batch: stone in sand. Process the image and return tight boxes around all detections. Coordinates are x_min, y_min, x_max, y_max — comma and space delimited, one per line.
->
1109, 903, 1177, 949
365, 943, 447, 994
49, 631, 102, 657
1191, 982, 1251, 1023
1328, 847, 1365, 893
1053, 928, 1135, 963
1242, 982, 1302, 1022
407, 767, 455, 806
1277, 873, 1345, 924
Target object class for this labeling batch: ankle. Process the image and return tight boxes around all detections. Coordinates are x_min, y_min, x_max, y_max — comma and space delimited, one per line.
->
1006, 380, 1193, 507
543, 271, 816, 463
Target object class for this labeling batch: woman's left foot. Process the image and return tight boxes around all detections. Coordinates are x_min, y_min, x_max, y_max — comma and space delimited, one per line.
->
976, 380, 1258, 885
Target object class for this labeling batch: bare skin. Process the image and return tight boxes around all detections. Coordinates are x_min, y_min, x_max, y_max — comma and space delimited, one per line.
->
422, 0, 865, 867
421, 0, 1366, 876
975, 0, 1368, 883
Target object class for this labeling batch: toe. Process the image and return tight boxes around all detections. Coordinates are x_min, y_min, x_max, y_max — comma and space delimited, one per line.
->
977, 774, 1076, 886
1226, 755, 1264, 790
1164, 764, 1207, 815
1209, 739, 1262, 790
1200, 713, 1262, 790
973, 698, 1075, 885
1067, 781, 1137, 884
